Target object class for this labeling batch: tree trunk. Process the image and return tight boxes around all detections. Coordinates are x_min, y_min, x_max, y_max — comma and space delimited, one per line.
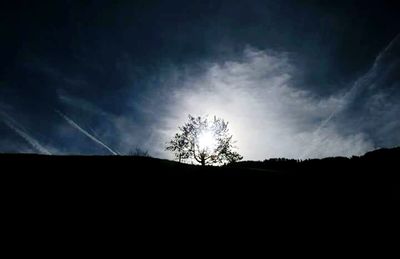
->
201, 156, 205, 166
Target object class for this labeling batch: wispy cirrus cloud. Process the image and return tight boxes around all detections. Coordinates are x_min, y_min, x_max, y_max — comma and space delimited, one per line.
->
56, 37, 399, 160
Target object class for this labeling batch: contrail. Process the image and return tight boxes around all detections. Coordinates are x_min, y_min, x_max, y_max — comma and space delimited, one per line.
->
0, 111, 52, 155
373, 33, 400, 68
301, 61, 377, 159
302, 33, 400, 159
313, 34, 399, 135
55, 110, 119, 155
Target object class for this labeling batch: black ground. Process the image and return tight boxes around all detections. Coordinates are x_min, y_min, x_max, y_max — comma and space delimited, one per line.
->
1, 147, 399, 204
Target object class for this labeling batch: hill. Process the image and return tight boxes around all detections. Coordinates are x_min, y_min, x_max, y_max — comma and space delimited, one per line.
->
1, 147, 399, 202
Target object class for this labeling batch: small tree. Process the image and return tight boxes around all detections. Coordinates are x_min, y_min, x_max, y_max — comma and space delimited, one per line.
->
166, 115, 243, 166
165, 133, 190, 163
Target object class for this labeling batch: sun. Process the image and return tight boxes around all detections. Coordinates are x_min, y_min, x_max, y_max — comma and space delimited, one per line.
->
198, 130, 217, 151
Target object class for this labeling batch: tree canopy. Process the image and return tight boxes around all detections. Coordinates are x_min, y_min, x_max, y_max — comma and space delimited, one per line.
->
166, 115, 242, 166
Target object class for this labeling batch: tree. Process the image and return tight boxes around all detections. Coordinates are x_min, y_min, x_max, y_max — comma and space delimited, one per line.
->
166, 115, 243, 166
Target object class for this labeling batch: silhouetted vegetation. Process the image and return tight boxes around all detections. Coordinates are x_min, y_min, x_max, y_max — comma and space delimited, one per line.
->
229, 148, 399, 176
128, 147, 150, 157
166, 115, 242, 165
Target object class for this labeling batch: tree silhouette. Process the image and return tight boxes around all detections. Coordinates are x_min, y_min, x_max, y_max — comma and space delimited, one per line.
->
166, 115, 243, 166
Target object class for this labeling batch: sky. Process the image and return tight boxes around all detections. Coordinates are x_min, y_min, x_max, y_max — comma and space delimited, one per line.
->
0, 0, 399, 160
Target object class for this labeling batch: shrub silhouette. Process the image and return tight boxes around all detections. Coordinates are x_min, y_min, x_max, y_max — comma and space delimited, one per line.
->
128, 147, 150, 157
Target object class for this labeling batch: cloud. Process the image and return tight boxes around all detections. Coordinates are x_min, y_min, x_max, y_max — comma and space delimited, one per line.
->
140, 47, 377, 160
6, 37, 394, 160
339, 34, 400, 149
58, 92, 112, 118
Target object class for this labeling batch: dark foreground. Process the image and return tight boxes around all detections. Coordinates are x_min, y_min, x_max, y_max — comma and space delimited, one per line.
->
1, 147, 399, 204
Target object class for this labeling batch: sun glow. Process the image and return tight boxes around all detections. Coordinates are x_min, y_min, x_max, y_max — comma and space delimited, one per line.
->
198, 130, 217, 151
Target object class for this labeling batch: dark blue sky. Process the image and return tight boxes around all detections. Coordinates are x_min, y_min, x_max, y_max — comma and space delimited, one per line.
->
0, 0, 399, 158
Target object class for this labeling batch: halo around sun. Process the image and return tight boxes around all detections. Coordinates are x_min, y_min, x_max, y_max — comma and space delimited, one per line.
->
198, 130, 217, 151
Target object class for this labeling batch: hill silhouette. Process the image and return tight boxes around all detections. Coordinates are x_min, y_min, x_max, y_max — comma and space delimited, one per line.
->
1, 147, 399, 202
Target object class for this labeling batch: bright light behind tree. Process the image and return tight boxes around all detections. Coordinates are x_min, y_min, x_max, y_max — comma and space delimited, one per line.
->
166, 115, 243, 166
198, 130, 217, 152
